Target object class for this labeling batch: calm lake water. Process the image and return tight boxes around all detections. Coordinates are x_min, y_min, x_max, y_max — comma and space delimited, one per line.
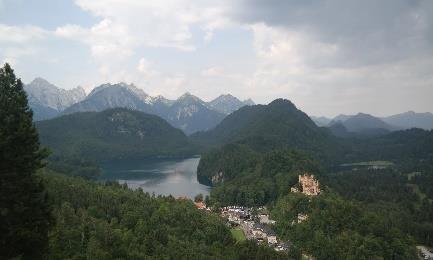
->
99, 157, 210, 198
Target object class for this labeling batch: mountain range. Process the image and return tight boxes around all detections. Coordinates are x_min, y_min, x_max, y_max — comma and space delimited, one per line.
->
24, 78, 254, 134
312, 111, 433, 137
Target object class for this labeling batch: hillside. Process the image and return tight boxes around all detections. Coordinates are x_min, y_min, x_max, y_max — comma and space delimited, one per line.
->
42, 171, 286, 259
36, 108, 197, 161
192, 99, 337, 155
346, 128, 433, 167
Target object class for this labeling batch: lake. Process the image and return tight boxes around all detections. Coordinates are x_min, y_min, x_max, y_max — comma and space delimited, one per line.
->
99, 157, 210, 199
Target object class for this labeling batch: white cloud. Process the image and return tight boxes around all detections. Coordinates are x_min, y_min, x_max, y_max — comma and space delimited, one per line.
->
52, 0, 234, 93
243, 22, 433, 116
201, 66, 224, 77
0, 24, 48, 43
137, 58, 158, 79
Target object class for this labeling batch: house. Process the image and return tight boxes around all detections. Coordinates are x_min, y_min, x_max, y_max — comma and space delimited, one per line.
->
259, 214, 276, 225
297, 213, 308, 223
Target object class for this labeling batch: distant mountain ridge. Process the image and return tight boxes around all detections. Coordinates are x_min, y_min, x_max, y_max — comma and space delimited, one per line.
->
24, 77, 254, 134
382, 111, 433, 130
312, 111, 433, 132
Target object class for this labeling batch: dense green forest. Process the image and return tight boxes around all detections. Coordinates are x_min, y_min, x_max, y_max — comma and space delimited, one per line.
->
271, 193, 417, 259
37, 108, 199, 162
197, 125, 433, 258
192, 99, 343, 163
200, 147, 321, 206
322, 169, 433, 247
42, 171, 287, 259
200, 147, 430, 258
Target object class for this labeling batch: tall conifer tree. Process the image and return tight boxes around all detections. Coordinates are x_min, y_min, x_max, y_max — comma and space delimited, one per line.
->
0, 63, 51, 259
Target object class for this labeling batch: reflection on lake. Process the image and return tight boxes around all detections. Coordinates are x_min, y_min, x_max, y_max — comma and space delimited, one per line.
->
99, 157, 210, 199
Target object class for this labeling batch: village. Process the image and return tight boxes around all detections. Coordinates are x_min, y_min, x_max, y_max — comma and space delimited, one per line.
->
193, 173, 322, 252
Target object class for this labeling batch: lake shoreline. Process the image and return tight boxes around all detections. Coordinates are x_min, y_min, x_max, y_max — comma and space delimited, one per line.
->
98, 157, 211, 199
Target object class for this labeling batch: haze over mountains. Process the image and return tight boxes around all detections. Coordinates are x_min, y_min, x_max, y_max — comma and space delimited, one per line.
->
312, 111, 433, 137
24, 78, 254, 134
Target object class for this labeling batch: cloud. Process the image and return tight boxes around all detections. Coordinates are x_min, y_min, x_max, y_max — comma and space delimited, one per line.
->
0, 24, 48, 43
137, 58, 159, 79
0, 24, 50, 68
59, 0, 231, 51
231, 0, 433, 67
2, 0, 433, 116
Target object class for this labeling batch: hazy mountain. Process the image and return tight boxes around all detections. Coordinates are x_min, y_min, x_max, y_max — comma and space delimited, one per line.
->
340, 113, 393, 132
242, 98, 255, 106
24, 77, 86, 120
37, 108, 196, 161
328, 121, 350, 138
333, 114, 353, 122
208, 94, 254, 115
327, 113, 394, 137
311, 116, 332, 127
382, 111, 433, 130
165, 93, 225, 134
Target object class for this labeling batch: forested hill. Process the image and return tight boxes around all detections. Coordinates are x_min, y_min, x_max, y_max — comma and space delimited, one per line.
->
344, 128, 433, 169
42, 171, 287, 259
191, 99, 347, 170
192, 99, 337, 153
36, 108, 198, 162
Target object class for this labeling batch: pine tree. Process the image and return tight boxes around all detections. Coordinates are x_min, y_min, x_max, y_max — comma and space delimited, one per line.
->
0, 63, 51, 259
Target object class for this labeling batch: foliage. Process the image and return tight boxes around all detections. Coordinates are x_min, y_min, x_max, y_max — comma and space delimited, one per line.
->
272, 194, 417, 259
0, 63, 51, 259
192, 99, 343, 163
204, 148, 321, 206
36, 108, 199, 162
323, 169, 433, 247
343, 128, 433, 170
42, 171, 287, 259
46, 155, 101, 179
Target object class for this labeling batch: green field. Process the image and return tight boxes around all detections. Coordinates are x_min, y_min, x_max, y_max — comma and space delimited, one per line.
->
230, 228, 246, 242
340, 161, 395, 167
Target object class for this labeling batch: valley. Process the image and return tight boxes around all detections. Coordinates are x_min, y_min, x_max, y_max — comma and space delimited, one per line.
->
2, 64, 433, 259
3, 1, 433, 259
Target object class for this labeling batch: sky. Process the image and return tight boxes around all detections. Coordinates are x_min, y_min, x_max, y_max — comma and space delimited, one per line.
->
1, 0, 432, 117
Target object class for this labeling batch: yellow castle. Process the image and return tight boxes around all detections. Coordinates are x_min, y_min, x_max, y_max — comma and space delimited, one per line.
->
291, 174, 321, 196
